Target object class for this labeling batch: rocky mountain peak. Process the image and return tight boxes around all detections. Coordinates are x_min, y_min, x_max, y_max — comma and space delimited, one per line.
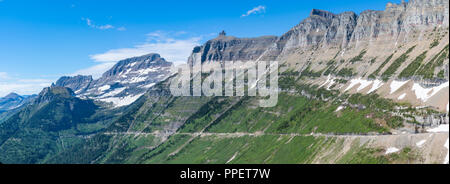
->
35, 86, 75, 104
188, 35, 278, 64
55, 75, 93, 94
219, 30, 227, 37
102, 53, 171, 78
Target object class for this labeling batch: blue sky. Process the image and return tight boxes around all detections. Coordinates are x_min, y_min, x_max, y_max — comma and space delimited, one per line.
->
0, 0, 400, 96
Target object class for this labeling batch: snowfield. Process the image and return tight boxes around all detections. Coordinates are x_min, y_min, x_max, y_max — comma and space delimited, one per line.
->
343, 78, 383, 94
345, 78, 363, 92
126, 76, 147, 83
99, 93, 145, 107
412, 82, 449, 102
390, 80, 409, 94
416, 140, 426, 148
427, 124, 449, 133
385, 147, 400, 155
335, 106, 344, 112
98, 85, 111, 92
143, 83, 156, 88
412, 82, 448, 102
398, 93, 406, 100
98, 87, 126, 98
367, 80, 383, 94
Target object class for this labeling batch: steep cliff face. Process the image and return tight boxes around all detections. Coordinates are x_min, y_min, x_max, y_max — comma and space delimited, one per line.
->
349, 10, 383, 43
324, 11, 358, 47
190, 0, 448, 63
188, 33, 278, 65
281, 9, 341, 52
403, 0, 449, 28
285, 0, 448, 50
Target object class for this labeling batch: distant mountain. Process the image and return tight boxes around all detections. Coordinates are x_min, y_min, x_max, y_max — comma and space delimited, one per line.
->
56, 53, 173, 108
0, 86, 114, 164
0, 93, 37, 111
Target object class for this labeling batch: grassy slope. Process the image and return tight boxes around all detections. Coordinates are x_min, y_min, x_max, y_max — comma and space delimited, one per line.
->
44, 71, 427, 164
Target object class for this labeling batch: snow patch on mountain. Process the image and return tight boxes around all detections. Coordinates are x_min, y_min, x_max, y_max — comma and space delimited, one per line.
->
345, 78, 363, 92
99, 93, 145, 107
367, 80, 384, 94
344, 78, 378, 93
398, 93, 406, 100
390, 80, 409, 94
335, 106, 344, 112
416, 139, 426, 148
412, 82, 449, 102
385, 147, 400, 155
357, 80, 373, 92
98, 87, 126, 98
319, 75, 336, 90
427, 124, 449, 133
99, 85, 111, 92
143, 83, 156, 88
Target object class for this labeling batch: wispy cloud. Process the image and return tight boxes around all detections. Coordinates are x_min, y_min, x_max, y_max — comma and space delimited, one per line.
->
117, 27, 127, 31
241, 5, 266, 17
82, 18, 125, 31
90, 31, 201, 64
0, 72, 10, 80
74, 31, 202, 78
72, 62, 116, 79
0, 72, 54, 97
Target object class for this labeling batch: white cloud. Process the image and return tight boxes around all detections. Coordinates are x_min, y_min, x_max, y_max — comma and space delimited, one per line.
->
117, 27, 127, 31
72, 62, 116, 79
0, 72, 54, 97
71, 31, 203, 80
241, 5, 266, 17
82, 18, 124, 31
90, 31, 202, 65
0, 72, 9, 80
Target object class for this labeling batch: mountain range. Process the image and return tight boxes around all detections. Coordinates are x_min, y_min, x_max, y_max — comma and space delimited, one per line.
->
0, 0, 448, 164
